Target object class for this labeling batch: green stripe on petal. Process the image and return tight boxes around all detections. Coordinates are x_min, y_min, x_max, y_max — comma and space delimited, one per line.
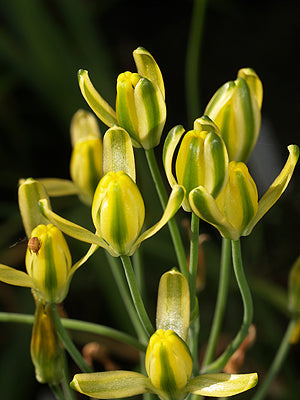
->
156, 270, 190, 341
0, 264, 34, 288
133, 46, 165, 99
163, 125, 185, 188
159, 345, 177, 398
103, 126, 136, 181
38, 199, 113, 254
187, 372, 258, 397
189, 187, 238, 240
78, 69, 117, 128
130, 185, 185, 254
243, 144, 299, 236
71, 371, 150, 399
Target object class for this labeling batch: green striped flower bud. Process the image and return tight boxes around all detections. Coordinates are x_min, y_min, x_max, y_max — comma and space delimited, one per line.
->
288, 256, 300, 315
205, 68, 262, 162
70, 110, 103, 205
116, 71, 166, 149
190, 145, 299, 240
145, 329, 192, 400
163, 118, 228, 212
25, 224, 72, 303
92, 171, 145, 256
30, 296, 64, 384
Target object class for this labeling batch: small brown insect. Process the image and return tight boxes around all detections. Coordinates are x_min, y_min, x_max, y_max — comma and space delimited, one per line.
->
28, 237, 41, 255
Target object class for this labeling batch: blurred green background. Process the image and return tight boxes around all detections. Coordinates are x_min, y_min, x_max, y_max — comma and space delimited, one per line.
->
0, 0, 299, 399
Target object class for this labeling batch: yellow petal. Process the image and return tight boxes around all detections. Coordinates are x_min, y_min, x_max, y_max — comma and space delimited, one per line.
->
0, 264, 34, 288
37, 179, 79, 197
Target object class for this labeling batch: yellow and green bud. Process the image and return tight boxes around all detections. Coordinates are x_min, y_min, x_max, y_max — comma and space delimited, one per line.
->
189, 145, 299, 240
31, 296, 64, 384
18, 178, 52, 238
70, 109, 103, 205
288, 256, 300, 315
205, 68, 262, 162
116, 71, 166, 149
25, 224, 72, 303
163, 118, 228, 211
92, 171, 145, 256
156, 270, 190, 341
145, 329, 192, 400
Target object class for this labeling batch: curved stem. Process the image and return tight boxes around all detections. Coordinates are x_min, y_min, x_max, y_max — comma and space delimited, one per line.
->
49, 384, 65, 400
145, 148, 188, 279
202, 238, 231, 367
0, 311, 146, 352
106, 253, 147, 342
201, 239, 253, 373
252, 317, 298, 400
185, 0, 208, 124
120, 255, 154, 338
50, 303, 92, 373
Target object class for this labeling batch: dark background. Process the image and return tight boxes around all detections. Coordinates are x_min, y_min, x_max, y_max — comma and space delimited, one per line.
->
0, 0, 299, 399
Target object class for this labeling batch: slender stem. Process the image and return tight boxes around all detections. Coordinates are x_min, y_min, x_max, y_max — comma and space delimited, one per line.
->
185, 0, 208, 124
120, 255, 154, 338
49, 384, 65, 400
252, 317, 298, 400
201, 239, 253, 373
50, 303, 92, 373
133, 248, 145, 294
0, 311, 146, 352
145, 148, 188, 279
202, 238, 231, 367
61, 352, 76, 400
106, 253, 147, 342
189, 212, 200, 313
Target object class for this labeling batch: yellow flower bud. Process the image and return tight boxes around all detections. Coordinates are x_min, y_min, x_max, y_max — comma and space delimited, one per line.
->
116, 71, 166, 149
30, 296, 64, 384
205, 68, 262, 162
25, 224, 72, 303
145, 329, 192, 400
92, 171, 145, 256
70, 110, 103, 205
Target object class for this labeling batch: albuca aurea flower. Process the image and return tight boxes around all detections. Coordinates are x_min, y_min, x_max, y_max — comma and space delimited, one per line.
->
163, 116, 229, 211
78, 47, 166, 149
71, 270, 258, 399
205, 68, 263, 162
0, 224, 95, 303
189, 145, 299, 240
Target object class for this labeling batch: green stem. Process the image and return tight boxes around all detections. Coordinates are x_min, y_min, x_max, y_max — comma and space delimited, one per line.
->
61, 352, 76, 400
189, 212, 200, 313
185, 0, 208, 124
120, 255, 154, 338
50, 303, 92, 373
0, 311, 146, 352
201, 239, 253, 373
202, 238, 231, 367
145, 148, 188, 279
49, 384, 65, 400
106, 253, 147, 343
252, 317, 298, 400
133, 248, 145, 294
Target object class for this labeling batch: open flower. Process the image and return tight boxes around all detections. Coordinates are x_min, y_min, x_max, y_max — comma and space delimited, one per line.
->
70, 270, 257, 399
189, 145, 299, 240
163, 116, 228, 211
0, 224, 95, 303
39, 173, 184, 257
204, 68, 263, 162
78, 47, 166, 149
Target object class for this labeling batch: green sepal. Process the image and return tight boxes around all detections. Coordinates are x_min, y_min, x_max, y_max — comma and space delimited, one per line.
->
130, 185, 185, 255
78, 69, 118, 127
37, 179, 79, 197
18, 178, 52, 238
103, 126, 136, 181
0, 264, 34, 288
163, 125, 186, 188
133, 46, 165, 99
187, 372, 258, 397
70, 371, 151, 399
243, 144, 299, 236
156, 270, 190, 341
